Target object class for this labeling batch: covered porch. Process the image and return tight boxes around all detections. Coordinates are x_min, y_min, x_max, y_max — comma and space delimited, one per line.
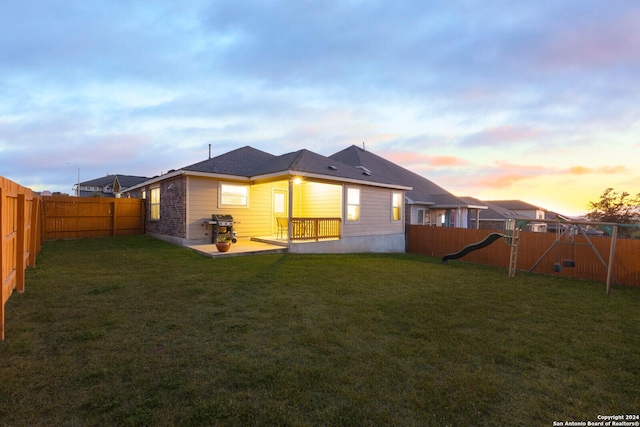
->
248, 178, 344, 243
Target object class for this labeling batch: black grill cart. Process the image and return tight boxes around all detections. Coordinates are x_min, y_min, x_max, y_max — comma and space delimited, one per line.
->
209, 214, 236, 243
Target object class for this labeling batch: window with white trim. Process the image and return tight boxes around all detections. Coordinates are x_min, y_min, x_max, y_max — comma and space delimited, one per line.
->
417, 208, 425, 225
392, 192, 402, 221
347, 187, 360, 221
150, 187, 160, 220
220, 183, 249, 207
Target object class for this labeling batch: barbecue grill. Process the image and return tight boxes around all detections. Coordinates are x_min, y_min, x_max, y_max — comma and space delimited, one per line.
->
210, 214, 237, 244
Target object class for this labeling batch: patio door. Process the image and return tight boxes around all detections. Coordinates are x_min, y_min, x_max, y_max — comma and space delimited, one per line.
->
272, 189, 287, 236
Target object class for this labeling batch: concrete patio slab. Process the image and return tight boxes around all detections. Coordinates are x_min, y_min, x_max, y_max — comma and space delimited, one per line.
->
185, 239, 288, 257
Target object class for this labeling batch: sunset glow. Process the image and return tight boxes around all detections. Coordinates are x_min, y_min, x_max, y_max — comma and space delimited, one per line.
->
1, 1, 638, 217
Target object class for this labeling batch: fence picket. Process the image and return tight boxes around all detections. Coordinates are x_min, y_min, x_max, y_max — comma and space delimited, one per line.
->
1, 176, 43, 340
42, 196, 145, 240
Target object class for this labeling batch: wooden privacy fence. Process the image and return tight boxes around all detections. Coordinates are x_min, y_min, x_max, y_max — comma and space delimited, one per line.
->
43, 196, 145, 240
1, 176, 43, 340
408, 225, 640, 288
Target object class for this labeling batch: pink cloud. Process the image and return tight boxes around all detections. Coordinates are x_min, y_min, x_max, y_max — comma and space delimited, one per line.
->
462, 125, 541, 147
385, 152, 466, 168
466, 161, 552, 189
478, 173, 531, 188
569, 166, 591, 175
493, 161, 547, 174
569, 165, 628, 175
540, 8, 640, 69
430, 155, 465, 166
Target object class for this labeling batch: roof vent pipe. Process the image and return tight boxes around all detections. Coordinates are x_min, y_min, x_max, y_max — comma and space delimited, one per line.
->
209, 144, 211, 159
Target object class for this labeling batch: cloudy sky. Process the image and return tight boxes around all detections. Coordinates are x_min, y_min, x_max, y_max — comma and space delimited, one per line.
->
2, 0, 639, 215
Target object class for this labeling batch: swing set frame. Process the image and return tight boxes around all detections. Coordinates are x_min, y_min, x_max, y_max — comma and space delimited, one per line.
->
507, 216, 637, 294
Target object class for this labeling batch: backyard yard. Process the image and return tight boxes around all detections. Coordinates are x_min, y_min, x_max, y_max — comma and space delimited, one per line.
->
1, 235, 639, 426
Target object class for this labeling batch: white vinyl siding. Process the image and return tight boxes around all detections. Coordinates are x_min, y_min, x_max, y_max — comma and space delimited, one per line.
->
343, 186, 403, 238
186, 176, 402, 242
298, 182, 341, 218
187, 177, 288, 240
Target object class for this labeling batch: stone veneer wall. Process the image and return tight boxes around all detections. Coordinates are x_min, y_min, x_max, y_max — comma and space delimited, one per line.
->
146, 175, 187, 239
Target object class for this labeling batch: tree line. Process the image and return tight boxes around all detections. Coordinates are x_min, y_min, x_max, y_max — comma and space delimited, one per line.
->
585, 188, 640, 239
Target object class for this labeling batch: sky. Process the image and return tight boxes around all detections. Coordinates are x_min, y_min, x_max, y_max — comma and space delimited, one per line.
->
2, 0, 639, 216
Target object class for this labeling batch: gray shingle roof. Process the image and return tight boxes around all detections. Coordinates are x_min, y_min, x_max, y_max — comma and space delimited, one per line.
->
476, 200, 525, 220
182, 146, 275, 176
255, 149, 405, 186
115, 175, 150, 188
487, 200, 546, 211
181, 146, 407, 187
80, 174, 149, 187
79, 175, 118, 187
330, 145, 475, 208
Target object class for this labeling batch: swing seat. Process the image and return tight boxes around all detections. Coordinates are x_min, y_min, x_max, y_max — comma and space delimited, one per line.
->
554, 263, 562, 273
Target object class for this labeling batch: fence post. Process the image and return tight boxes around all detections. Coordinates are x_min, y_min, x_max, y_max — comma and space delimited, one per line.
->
112, 201, 118, 236
28, 197, 39, 266
16, 193, 26, 293
606, 226, 618, 295
1, 187, 5, 340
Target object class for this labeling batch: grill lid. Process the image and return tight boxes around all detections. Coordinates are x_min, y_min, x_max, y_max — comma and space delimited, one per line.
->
212, 214, 234, 222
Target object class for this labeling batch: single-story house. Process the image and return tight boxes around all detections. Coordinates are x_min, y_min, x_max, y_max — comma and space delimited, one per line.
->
76, 174, 150, 198
330, 146, 487, 228
122, 146, 412, 253
467, 198, 549, 232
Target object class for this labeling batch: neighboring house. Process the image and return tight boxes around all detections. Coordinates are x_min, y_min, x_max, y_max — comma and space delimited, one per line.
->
122, 146, 411, 254
75, 175, 150, 198
330, 146, 487, 228
489, 200, 547, 221
469, 199, 549, 232
545, 211, 605, 236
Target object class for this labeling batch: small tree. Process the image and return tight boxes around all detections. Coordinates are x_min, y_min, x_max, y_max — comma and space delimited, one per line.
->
585, 188, 640, 238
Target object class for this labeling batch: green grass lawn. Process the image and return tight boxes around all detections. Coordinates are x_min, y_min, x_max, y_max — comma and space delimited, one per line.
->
2, 235, 639, 426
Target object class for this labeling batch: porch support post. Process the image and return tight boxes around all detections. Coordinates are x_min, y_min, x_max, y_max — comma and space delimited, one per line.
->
475, 209, 481, 229
287, 179, 293, 242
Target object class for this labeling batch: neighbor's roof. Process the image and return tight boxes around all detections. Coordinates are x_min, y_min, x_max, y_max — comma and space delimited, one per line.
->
330, 145, 481, 208
475, 200, 525, 220
79, 175, 118, 187
488, 200, 547, 211
80, 174, 149, 188
114, 175, 151, 188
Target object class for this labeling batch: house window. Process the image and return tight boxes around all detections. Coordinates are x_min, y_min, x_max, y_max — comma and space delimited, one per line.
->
347, 187, 360, 221
417, 208, 425, 225
220, 183, 249, 207
141, 190, 146, 199
150, 187, 160, 220
392, 192, 402, 221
